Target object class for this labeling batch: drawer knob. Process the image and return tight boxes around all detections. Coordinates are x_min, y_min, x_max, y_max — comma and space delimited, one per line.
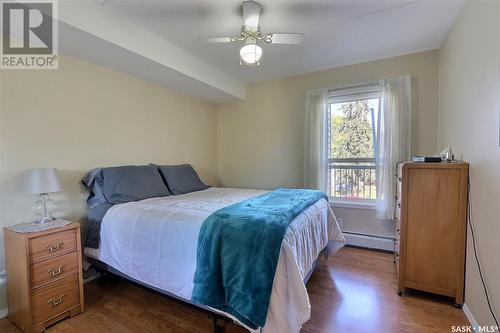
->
47, 242, 64, 253
47, 265, 64, 277
48, 294, 65, 307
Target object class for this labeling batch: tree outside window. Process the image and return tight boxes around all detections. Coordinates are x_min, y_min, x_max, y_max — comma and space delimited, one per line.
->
328, 97, 379, 200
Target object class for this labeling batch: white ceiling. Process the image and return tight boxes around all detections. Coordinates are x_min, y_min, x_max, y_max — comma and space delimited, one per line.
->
53, 0, 464, 102
102, 0, 465, 84
56, 1, 246, 102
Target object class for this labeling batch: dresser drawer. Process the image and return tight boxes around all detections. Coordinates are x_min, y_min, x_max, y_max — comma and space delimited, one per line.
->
395, 252, 400, 279
395, 217, 401, 238
396, 163, 403, 199
395, 200, 401, 219
29, 229, 77, 263
31, 274, 80, 326
30, 251, 78, 289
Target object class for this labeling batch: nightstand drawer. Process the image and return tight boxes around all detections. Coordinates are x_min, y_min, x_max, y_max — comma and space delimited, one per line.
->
30, 251, 78, 289
29, 229, 77, 263
31, 274, 80, 326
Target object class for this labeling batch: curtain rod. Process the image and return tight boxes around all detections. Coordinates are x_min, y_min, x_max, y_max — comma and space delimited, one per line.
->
327, 82, 379, 93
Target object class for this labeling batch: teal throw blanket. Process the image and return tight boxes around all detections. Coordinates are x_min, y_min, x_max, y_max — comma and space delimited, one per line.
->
191, 188, 327, 329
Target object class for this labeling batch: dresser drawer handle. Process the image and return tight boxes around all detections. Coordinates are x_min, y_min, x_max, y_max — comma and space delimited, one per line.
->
394, 217, 399, 222
48, 294, 65, 307
47, 242, 64, 253
47, 265, 64, 277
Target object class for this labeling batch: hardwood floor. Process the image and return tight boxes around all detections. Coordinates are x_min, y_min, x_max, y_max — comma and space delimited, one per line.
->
0, 246, 469, 333
303, 247, 468, 333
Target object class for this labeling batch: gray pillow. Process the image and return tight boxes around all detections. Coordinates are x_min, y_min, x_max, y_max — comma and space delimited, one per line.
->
82, 168, 106, 209
156, 164, 209, 195
96, 165, 171, 204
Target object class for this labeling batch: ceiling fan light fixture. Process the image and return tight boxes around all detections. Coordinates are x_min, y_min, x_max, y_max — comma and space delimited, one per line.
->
202, 1, 304, 66
240, 41, 262, 64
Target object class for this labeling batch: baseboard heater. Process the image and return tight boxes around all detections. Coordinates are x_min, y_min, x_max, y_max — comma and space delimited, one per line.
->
343, 232, 395, 252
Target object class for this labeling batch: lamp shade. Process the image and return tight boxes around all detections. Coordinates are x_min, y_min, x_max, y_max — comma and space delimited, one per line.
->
24, 168, 62, 194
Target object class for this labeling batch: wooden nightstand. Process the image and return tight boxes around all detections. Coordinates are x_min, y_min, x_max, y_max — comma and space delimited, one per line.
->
4, 223, 84, 333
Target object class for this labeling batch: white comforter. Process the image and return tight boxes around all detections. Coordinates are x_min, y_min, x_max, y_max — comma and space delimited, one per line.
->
95, 188, 344, 333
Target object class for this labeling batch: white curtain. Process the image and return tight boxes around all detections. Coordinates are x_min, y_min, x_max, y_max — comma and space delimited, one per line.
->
304, 88, 328, 192
376, 76, 412, 220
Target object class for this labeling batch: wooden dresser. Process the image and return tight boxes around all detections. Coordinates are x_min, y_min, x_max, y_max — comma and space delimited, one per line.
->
4, 223, 84, 333
395, 162, 468, 306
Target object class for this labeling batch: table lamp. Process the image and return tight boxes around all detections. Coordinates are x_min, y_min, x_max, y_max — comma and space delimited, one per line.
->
24, 168, 62, 223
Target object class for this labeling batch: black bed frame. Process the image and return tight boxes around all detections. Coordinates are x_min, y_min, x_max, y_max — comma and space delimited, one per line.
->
86, 250, 323, 333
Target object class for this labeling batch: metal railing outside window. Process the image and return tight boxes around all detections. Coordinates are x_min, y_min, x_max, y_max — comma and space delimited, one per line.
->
328, 157, 376, 200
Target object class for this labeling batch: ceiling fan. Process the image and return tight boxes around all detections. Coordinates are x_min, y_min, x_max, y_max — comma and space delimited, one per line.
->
203, 0, 304, 66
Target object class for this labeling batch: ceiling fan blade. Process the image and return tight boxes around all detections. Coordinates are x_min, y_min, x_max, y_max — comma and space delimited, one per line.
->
202, 37, 233, 43
242, 0, 261, 30
267, 33, 304, 45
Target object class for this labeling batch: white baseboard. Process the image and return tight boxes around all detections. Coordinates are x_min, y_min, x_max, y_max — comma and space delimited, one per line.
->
0, 308, 8, 319
463, 303, 479, 332
344, 232, 395, 251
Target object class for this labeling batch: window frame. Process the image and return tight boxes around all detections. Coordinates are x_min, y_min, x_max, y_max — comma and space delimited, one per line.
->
326, 85, 382, 206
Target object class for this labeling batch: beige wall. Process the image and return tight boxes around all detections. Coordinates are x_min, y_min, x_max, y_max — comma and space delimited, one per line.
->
333, 206, 394, 238
217, 50, 439, 237
438, 0, 500, 325
0, 54, 218, 308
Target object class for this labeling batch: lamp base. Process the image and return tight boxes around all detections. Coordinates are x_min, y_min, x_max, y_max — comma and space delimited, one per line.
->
37, 216, 56, 224
33, 193, 57, 224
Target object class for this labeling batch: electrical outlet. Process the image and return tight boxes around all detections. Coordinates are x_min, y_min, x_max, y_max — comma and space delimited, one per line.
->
0, 271, 6, 287
337, 217, 344, 227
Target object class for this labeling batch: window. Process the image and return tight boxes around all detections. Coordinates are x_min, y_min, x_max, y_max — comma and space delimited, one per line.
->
327, 86, 381, 202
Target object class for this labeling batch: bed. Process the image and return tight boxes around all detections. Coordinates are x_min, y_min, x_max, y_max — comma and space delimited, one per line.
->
82, 167, 344, 333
